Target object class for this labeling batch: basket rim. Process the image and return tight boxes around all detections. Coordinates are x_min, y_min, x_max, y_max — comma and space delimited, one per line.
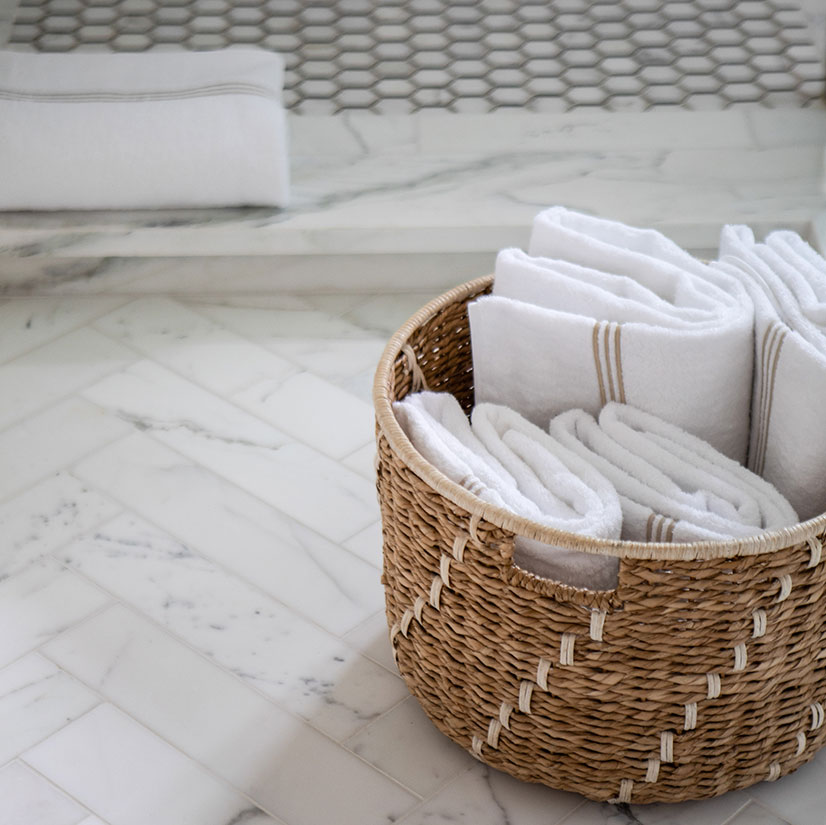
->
373, 274, 826, 561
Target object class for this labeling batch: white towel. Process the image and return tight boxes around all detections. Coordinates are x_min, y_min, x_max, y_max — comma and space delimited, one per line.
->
469, 207, 754, 461
549, 403, 798, 542
716, 225, 826, 520
393, 392, 622, 590
0, 49, 289, 209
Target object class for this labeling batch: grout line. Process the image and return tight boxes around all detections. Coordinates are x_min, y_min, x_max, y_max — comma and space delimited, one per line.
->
62, 469, 387, 648
0, 424, 135, 510
13, 753, 99, 825
36, 600, 421, 811
0, 295, 133, 368
716, 799, 754, 825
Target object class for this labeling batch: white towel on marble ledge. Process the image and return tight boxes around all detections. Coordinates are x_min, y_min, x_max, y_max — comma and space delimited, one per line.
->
0, 49, 289, 210
549, 403, 798, 543
716, 225, 826, 520
468, 207, 754, 462
393, 391, 623, 590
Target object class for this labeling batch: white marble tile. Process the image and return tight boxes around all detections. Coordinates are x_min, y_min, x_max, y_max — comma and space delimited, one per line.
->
92, 297, 298, 396
81, 361, 378, 542
748, 751, 826, 825
55, 513, 408, 741
192, 302, 376, 342
399, 763, 584, 825
268, 337, 388, 385
343, 611, 397, 674
232, 371, 374, 460
44, 604, 418, 825
0, 761, 88, 825
630, 791, 752, 825
0, 297, 125, 365
346, 695, 474, 797
73, 433, 383, 634
342, 292, 437, 337
560, 792, 752, 825
0, 557, 110, 669
0, 653, 99, 765
0, 473, 120, 580
23, 704, 280, 825
75, 817, 107, 825
725, 803, 791, 825
0, 398, 132, 502
342, 441, 377, 481
0, 327, 135, 430
343, 520, 383, 569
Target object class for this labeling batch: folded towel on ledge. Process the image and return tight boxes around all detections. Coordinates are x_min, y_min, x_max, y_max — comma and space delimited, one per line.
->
393, 392, 622, 590
469, 207, 754, 462
0, 49, 289, 209
716, 226, 826, 520
549, 403, 798, 542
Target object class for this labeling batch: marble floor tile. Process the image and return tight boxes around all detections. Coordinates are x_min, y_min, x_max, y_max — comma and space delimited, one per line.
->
343, 611, 397, 674
55, 513, 408, 741
342, 440, 378, 481
0, 297, 125, 365
747, 751, 826, 825
0, 761, 89, 825
0, 653, 99, 766
23, 704, 281, 825
0, 557, 110, 669
232, 371, 375, 460
0, 397, 132, 502
73, 433, 382, 634
345, 695, 475, 797
0, 328, 135, 431
725, 803, 792, 825
92, 297, 298, 396
398, 763, 585, 825
81, 361, 378, 542
0, 473, 121, 579
44, 604, 418, 825
342, 520, 383, 568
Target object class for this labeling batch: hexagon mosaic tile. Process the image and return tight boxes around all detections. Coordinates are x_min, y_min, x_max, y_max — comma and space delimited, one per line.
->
8, 0, 825, 112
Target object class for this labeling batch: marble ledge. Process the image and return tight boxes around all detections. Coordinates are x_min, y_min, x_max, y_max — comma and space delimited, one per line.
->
0, 107, 824, 293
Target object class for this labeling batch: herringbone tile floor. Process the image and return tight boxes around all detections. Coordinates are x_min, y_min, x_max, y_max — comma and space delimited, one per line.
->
0, 291, 822, 825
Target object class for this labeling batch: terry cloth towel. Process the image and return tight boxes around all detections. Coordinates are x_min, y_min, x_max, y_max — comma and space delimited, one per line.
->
393, 391, 623, 590
0, 49, 289, 209
716, 225, 826, 520
468, 207, 754, 462
549, 403, 798, 543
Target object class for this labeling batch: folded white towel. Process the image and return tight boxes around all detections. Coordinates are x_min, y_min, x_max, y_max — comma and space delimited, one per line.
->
469, 207, 754, 461
0, 49, 289, 209
393, 392, 622, 589
549, 403, 798, 542
716, 225, 826, 519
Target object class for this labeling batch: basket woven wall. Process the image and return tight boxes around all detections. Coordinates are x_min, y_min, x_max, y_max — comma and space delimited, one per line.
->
373, 275, 826, 804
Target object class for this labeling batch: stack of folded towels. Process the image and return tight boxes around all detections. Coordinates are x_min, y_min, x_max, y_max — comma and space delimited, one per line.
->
393, 206, 826, 591
0, 49, 289, 209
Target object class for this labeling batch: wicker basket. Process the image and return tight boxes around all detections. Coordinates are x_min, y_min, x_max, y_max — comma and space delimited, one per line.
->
373, 274, 826, 804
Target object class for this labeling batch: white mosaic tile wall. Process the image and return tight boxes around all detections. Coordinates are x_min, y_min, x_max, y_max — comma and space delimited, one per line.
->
6, 0, 825, 113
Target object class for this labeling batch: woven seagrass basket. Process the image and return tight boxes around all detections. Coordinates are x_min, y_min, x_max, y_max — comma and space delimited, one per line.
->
373, 274, 826, 804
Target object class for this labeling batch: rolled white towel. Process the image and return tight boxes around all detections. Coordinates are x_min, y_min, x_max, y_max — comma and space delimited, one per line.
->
469, 207, 754, 462
393, 392, 622, 590
716, 225, 826, 520
549, 403, 798, 542
0, 49, 289, 209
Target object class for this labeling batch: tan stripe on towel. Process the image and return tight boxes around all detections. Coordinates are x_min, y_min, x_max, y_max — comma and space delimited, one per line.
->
645, 512, 656, 542
614, 324, 626, 404
754, 323, 781, 473
604, 322, 617, 403
757, 326, 787, 476
592, 321, 607, 407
